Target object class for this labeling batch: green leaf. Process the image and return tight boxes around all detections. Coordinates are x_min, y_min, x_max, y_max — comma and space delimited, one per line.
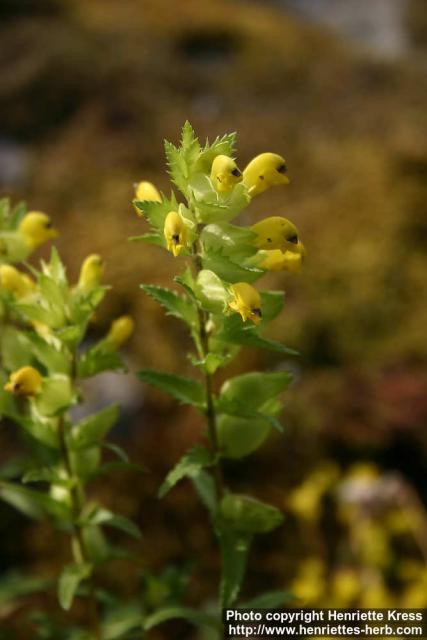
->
201, 222, 256, 260
195, 269, 229, 313
164, 121, 201, 197
0, 326, 32, 371
129, 232, 165, 247
202, 249, 263, 284
191, 471, 217, 514
174, 266, 197, 300
217, 315, 298, 356
138, 369, 205, 408
159, 445, 211, 498
14, 414, 60, 449
217, 414, 272, 459
14, 301, 57, 327
240, 590, 296, 608
141, 284, 197, 327
134, 192, 179, 231
194, 132, 237, 174
70, 404, 120, 450
26, 331, 71, 375
85, 507, 142, 540
42, 247, 68, 285
102, 602, 143, 640
220, 371, 291, 412
220, 494, 284, 535
260, 291, 285, 323
33, 375, 74, 416
0, 571, 52, 605
0, 480, 70, 520
219, 530, 251, 608
144, 606, 219, 632
77, 345, 125, 378
58, 563, 92, 610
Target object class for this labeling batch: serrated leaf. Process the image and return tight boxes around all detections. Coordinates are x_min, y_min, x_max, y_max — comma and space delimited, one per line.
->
219, 530, 251, 608
138, 369, 205, 408
159, 445, 211, 498
141, 284, 197, 327
134, 192, 178, 231
70, 404, 120, 450
194, 132, 237, 174
58, 563, 92, 610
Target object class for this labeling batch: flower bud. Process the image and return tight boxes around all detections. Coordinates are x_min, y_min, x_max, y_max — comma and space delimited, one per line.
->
78, 254, 105, 293
4, 366, 43, 397
107, 315, 134, 347
19, 212, 58, 249
134, 181, 161, 216
0, 265, 35, 298
210, 155, 242, 193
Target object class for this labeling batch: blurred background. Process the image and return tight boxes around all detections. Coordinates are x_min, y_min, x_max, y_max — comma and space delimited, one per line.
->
0, 0, 426, 637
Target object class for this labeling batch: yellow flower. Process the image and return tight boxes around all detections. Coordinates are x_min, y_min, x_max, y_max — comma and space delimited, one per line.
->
107, 315, 134, 347
243, 153, 289, 197
258, 248, 304, 273
210, 155, 242, 193
228, 282, 262, 325
134, 181, 161, 216
291, 557, 325, 604
251, 216, 300, 252
0, 265, 35, 298
4, 366, 43, 397
19, 212, 58, 249
164, 211, 188, 257
331, 568, 361, 606
78, 254, 105, 293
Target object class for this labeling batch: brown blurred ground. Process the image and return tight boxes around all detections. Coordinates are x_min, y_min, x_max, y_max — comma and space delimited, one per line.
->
0, 0, 427, 637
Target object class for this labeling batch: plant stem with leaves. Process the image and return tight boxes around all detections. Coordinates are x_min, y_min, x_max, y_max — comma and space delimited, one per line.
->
134, 122, 305, 633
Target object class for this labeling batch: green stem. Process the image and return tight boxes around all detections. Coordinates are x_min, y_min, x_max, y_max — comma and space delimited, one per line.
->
58, 415, 102, 640
191, 248, 224, 499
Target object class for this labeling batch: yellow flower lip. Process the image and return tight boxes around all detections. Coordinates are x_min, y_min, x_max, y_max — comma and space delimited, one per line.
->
229, 282, 263, 325
164, 211, 187, 257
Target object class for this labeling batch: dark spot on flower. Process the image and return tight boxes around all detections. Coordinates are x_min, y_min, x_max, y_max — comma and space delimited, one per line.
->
252, 308, 262, 318
277, 163, 287, 174
288, 234, 298, 244
172, 234, 180, 244
231, 168, 241, 177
